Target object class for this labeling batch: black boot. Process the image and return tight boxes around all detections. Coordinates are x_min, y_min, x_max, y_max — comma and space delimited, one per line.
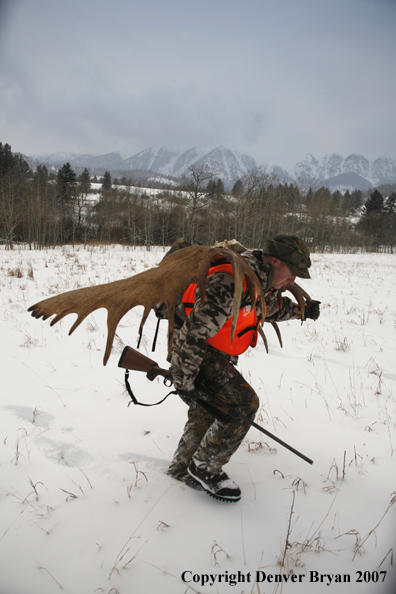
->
187, 460, 241, 502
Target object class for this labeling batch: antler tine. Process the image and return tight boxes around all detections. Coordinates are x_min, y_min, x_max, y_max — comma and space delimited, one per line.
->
103, 303, 153, 366
104, 312, 120, 366
258, 326, 269, 353
138, 305, 152, 338
271, 321, 283, 348
244, 274, 265, 323
229, 253, 245, 342
283, 282, 313, 319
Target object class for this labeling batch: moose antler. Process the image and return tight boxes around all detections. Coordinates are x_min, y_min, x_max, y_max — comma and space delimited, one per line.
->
28, 246, 266, 366
266, 282, 315, 351
279, 282, 314, 320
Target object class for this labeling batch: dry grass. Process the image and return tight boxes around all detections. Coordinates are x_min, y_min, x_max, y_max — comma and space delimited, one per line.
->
7, 266, 23, 278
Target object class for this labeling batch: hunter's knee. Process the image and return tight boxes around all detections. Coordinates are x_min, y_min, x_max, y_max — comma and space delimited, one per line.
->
247, 389, 259, 418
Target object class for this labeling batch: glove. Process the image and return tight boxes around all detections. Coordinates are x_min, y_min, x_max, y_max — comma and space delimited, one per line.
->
304, 300, 321, 321
176, 388, 201, 406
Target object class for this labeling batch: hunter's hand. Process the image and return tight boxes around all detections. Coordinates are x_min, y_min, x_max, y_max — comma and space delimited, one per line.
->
304, 301, 321, 321
176, 388, 201, 406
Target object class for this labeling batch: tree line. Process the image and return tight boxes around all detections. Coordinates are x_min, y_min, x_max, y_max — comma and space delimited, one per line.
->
1, 142, 395, 252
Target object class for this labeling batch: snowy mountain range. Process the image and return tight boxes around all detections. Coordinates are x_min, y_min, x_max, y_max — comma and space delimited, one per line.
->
293, 153, 396, 192
31, 146, 396, 191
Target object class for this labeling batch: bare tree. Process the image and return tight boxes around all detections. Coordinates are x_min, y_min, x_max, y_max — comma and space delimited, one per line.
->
0, 173, 25, 248
179, 164, 216, 242
0, 143, 31, 248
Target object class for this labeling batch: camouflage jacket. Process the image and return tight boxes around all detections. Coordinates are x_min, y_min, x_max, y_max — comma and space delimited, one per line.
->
170, 249, 302, 392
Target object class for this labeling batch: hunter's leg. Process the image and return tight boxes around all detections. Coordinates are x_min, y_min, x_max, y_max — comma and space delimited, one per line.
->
192, 350, 259, 473
168, 404, 214, 480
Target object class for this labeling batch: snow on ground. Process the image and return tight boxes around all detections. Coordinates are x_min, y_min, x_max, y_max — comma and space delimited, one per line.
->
90, 182, 184, 200
0, 244, 395, 594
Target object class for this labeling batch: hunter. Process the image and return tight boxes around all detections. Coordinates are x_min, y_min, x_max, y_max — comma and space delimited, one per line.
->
167, 234, 320, 502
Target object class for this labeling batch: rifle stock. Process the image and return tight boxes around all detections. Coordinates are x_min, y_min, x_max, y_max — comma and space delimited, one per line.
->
118, 346, 171, 382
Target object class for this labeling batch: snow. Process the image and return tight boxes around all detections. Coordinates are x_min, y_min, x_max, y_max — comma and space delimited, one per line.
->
0, 244, 395, 594
89, 182, 185, 201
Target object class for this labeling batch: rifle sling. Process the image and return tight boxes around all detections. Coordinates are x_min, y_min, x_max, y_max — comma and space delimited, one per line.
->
124, 369, 176, 407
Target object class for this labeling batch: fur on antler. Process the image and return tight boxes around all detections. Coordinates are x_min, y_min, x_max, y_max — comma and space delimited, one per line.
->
28, 245, 266, 365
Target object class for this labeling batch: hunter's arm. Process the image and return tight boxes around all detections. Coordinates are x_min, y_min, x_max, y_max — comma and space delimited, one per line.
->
265, 292, 302, 322
170, 273, 235, 391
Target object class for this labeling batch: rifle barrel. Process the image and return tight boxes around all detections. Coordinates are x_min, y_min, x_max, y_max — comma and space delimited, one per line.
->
198, 383, 313, 465
231, 409, 313, 465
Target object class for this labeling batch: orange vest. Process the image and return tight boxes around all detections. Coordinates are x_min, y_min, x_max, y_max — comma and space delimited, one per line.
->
182, 263, 262, 356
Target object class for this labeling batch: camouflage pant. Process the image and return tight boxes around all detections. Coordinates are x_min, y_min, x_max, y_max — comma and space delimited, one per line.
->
168, 348, 259, 477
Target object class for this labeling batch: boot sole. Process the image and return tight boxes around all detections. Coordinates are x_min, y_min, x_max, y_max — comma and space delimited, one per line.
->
188, 472, 241, 503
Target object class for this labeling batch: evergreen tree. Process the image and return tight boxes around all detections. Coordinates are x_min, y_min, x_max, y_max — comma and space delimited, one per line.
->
35, 164, 49, 185
56, 163, 77, 242
285, 183, 301, 210
348, 189, 363, 214
383, 192, 396, 252
330, 190, 342, 214
363, 189, 384, 215
232, 179, 243, 198
305, 188, 314, 208
358, 190, 385, 247
56, 163, 77, 205
385, 191, 396, 213
206, 179, 217, 198
0, 142, 13, 178
0, 142, 31, 179
78, 168, 91, 194
215, 178, 225, 197
342, 190, 352, 215
102, 171, 112, 191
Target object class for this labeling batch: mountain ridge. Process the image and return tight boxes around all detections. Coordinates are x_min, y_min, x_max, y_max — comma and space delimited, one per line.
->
30, 146, 396, 191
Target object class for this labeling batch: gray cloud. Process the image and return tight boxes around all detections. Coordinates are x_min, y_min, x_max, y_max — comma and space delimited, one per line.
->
1, 0, 395, 162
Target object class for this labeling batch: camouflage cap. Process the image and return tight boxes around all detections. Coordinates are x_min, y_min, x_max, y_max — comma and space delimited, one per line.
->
263, 234, 311, 278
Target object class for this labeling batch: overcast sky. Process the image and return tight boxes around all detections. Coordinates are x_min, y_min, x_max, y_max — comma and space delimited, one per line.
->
0, 0, 395, 165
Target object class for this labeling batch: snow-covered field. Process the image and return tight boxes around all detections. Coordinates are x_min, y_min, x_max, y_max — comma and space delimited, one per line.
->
0, 244, 395, 594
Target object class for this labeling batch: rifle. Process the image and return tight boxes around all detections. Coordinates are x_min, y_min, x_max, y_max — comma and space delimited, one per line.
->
118, 345, 313, 465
